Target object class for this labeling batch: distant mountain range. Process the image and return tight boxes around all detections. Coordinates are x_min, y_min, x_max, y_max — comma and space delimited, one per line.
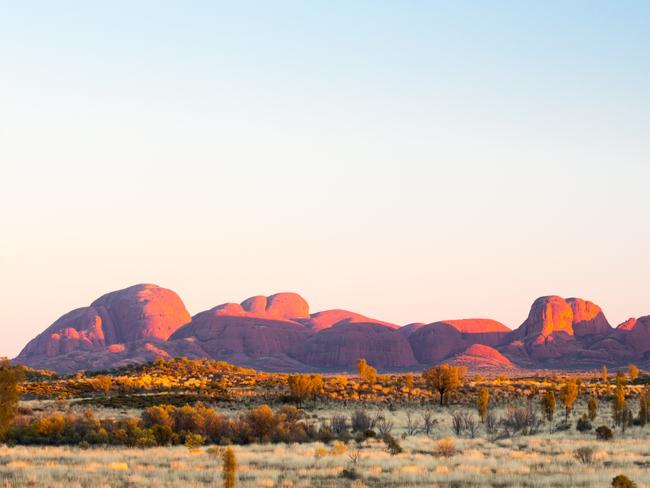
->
14, 283, 650, 373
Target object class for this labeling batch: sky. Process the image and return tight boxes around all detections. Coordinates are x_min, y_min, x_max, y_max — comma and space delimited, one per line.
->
1, 1, 649, 358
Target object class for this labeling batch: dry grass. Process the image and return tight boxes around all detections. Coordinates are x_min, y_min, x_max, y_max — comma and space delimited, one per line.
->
5, 397, 650, 487
1, 432, 650, 487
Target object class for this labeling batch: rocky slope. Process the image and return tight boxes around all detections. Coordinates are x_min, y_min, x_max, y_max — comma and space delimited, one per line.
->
14, 285, 648, 373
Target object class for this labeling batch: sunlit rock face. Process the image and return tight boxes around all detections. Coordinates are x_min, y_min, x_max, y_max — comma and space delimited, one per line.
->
16, 284, 191, 366
616, 318, 638, 331
89, 284, 192, 343
13, 286, 649, 373
300, 309, 398, 332
239, 293, 309, 319
516, 296, 576, 339
449, 344, 516, 370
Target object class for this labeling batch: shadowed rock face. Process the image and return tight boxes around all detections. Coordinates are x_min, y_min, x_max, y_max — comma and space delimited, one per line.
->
567, 298, 612, 337
300, 310, 398, 332
14, 286, 649, 373
170, 310, 310, 359
408, 319, 511, 364
289, 322, 417, 369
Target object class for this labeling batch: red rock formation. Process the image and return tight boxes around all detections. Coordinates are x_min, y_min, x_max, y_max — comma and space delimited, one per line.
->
566, 298, 612, 337
16, 284, 190, 366
617, 318, 638, 331
169, 308, 310, 360
407, 319, 511, 364
407, 322, 465, 364
440, 319, 510, 334
301, 310, 397, 332
90, 284, 191, 343
516, 296, 575, 339
14, 285, 647, 373
619, 316, 650, 357
449, 344, 516, 370
290, 322, 417, 369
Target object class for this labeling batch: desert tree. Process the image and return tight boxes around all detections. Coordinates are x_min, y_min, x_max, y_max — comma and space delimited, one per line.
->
638, 387, 650, 426
588, 396, 598, 421
93, 375, 113, 397
628, 364, 639, 383
356, 358, 377, 386
559, 379, 578, 423
287, 374, 323, 406
0, 358, 23, 440
477, 388, 490, 423
612, 384, 627, 427
420, 409, 435, 436
222, 446, 237, 488
422, 364, 466, 406
541, 389, 556, 427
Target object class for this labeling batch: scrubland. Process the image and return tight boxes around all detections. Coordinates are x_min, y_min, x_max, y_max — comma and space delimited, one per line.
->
2, 402, 650, 487
3, 359, 650, 487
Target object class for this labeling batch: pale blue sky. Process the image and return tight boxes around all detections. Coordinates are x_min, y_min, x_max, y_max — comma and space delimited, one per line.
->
1, 1, 649, 357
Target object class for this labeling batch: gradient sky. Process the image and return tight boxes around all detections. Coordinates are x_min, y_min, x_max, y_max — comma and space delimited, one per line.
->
1, 1, 649, 358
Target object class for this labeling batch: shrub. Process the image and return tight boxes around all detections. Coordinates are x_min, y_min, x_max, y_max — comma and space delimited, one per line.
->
436, 437, 455, 457
485, 411, 498, 435
596, 425, 614, 441
382, 433, 402, 455
501, 404, 542, 436
184, 433, 204, 451
375, 415, 393, 436
612, 474, 637, 488
555, 421, 571, 432
351, 410, 373, 432
341, 468, 361, 480
330, 415, 349, 436
574, 446, 594, 465
330, 440, 347, 455
577, 415, 593, 432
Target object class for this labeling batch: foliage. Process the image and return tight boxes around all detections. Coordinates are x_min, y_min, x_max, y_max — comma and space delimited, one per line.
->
287, 374, 323, 406
223, 446, 237, 488
588, 396, 598, 421
611, 475, 637, 488
542, 390, 556, 422
422, 364, 466, 406
574, 446, 594, 465
0, 359, 24, 440
576, 415, 592, 432
477, 388, 489, 423
350, 409, 373, 432
613, 385, 627, 427
559, 379, 578, 422
382, 433, 402, 455
436, 437, 455, 457
628, 364, 639, 383
596, 425, 613, 441
356, 358, 377, 386
501, 404, 541, 436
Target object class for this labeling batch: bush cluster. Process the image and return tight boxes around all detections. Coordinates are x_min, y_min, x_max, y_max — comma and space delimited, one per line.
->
6, 403, 346, 447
